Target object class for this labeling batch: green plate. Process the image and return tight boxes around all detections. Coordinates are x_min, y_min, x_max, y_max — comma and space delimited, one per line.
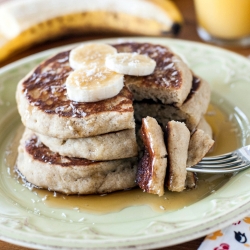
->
0, 38, 250, 249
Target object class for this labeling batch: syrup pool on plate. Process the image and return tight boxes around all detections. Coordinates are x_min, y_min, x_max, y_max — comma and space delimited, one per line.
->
8, 102, 242, 214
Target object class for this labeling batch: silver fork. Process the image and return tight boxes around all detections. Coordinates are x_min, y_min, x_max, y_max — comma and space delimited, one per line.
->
186, 145, 250, 174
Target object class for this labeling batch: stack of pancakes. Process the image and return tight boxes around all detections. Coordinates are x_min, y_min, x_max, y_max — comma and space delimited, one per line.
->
16, 42, 213, 196
16, 50, 138, 195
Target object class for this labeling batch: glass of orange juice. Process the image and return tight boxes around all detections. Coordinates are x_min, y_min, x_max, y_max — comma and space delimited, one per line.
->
194, 0, 250, 46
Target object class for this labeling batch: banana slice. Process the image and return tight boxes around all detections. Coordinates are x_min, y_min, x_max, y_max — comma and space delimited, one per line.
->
66, 66, 124, 102
105, 52, 156, 76
69, 43, 117, 70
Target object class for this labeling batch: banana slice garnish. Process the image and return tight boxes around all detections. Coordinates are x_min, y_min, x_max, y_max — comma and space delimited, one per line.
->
66, 66, 124, 102
69, 43, 117, 70
66, 43, 157, 102
105, 52, 156, 76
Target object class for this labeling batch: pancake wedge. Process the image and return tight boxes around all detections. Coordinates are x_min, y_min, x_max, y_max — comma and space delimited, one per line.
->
185, 172, 197, 189
197, 116, 213, 138
165, 121, 190, 192
136, 117, 167, 196
113, 42, 193, 106
134, 76, 210, 131
187, 129, 214, 167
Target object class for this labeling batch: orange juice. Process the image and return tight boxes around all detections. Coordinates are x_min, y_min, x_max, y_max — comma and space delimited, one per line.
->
194, 0, 250, 40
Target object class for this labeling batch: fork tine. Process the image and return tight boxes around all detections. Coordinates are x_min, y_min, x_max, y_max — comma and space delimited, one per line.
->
186, 168, 234, 174
199, 155, 239, 165
186, 167, 227, 173
202, 152, 233, 161
187, 163, 250, 174
233, 163, 250, 172
197, 159, 243, 168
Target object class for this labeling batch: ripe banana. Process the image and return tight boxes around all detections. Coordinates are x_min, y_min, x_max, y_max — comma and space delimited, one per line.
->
105, 52, 156, 76
0, 0, 182, 63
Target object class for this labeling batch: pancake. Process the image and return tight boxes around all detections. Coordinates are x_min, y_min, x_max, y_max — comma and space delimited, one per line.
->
16, 129, 138, 195
36, 128, 138, 161
16, 50, 135, 139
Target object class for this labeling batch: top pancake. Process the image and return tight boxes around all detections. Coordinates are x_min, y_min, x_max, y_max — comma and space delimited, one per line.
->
16, 42, 193, 139
16, 50, 135, 139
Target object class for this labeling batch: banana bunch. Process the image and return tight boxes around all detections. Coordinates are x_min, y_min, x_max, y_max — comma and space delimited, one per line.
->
0, 0, 183, 63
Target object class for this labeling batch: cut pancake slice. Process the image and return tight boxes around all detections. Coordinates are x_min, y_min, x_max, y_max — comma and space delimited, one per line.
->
16, 50, 135, 139
197, 116, 213, 139
165, 121, 190, 192
16, 129, 138, 195
187, 129, 214, 168
36, 128, 138, 161
180, 76, 210, 131
136, 117, 167, 196
113, 42, 193, 106
185, 126, 214, 189
134, 76, 210, 132
185, 172, 197, 189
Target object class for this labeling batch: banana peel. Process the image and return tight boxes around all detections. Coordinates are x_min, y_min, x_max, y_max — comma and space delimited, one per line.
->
0, 0, 183, 63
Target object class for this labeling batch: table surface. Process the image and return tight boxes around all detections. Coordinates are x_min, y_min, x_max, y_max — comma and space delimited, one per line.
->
0, 0, 250, 249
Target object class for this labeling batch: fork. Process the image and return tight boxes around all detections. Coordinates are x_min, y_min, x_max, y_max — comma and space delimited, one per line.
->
186, 145, 250, 174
